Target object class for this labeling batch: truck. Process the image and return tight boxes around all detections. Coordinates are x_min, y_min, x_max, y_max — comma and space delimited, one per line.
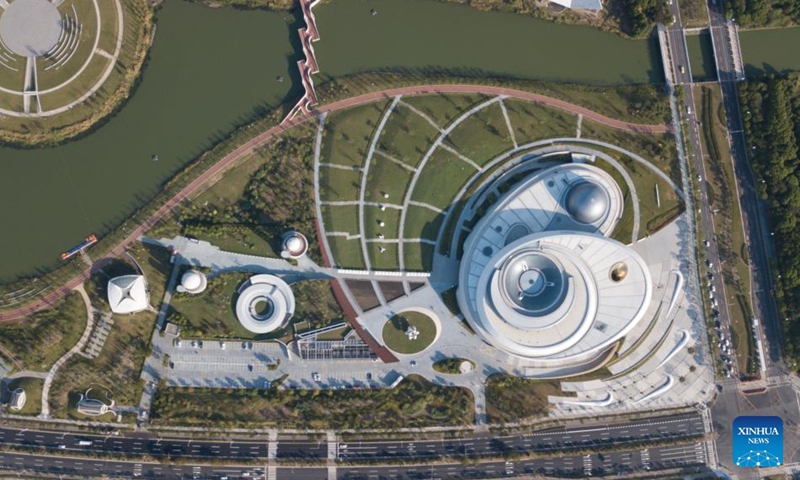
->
77, 440, 93, 446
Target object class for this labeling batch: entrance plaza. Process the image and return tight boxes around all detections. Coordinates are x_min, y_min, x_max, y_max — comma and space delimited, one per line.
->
139, 93, 714, 422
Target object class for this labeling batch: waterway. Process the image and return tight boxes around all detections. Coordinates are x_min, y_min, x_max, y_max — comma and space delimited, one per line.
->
740, 27, 800, 76
0, 1, 301, 281
314, 0, 661, 85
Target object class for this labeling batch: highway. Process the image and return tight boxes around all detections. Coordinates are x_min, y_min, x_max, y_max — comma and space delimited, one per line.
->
0, 441, 708, 479
705, 0, 785, 376
664, 0, 740, 378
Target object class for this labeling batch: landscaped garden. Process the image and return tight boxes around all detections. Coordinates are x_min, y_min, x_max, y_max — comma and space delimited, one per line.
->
381, 311, 438, 355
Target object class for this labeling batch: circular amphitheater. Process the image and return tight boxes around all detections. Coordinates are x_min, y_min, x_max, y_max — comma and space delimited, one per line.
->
235, 274, 295, 334
0, 0, 124, 116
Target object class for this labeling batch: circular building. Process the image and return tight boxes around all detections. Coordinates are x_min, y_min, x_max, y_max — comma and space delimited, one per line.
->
281, 231, 308, 259
235, 274, 295, 334
455, 163, 650, 366
177, 269, 207, 295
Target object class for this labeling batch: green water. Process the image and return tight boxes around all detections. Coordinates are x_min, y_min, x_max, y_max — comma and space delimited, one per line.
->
686, 32, 716, 82
0, 1, 301, 281
740, 27, 800, 76
0, 0, 663, 281
314, 0, 661, 84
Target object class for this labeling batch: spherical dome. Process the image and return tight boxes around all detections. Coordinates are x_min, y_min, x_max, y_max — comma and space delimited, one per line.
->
286, 236, 304, 253
281, 231, 308, 259
182, 271, 203, 291
566, 181, 610, 224
499, 251, 566, 317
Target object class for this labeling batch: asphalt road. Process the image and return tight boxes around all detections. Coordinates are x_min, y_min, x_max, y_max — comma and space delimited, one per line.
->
705, 0, 784, 376
664, 0, 739, 378
0, 441, 708, 479
0, 413, 704, 463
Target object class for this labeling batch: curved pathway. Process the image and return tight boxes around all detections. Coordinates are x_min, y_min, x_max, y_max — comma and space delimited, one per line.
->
40, 283, 94, 418
0, 85, 669, 322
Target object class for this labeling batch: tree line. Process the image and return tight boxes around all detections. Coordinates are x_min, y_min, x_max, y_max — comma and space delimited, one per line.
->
739, 74, 800, 366
722, 0, 800, 26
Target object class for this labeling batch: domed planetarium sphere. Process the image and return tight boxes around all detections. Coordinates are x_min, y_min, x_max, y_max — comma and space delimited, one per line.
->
566, 181, 610, 224
179, 269, 207, 295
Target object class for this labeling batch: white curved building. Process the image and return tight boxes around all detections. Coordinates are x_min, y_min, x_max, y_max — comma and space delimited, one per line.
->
456, 164, 652, 365
107, 275, 149, 314
235, 274, 296, 334
177, 269, 207, 295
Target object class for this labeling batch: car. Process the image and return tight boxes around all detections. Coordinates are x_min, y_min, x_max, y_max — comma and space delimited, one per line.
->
706, 260, 714, 268
366, 373, 372, 380
716, 384, 723, 392
719, 333, 725, 341
714, 321, 721, 329
57, 444, 66, 449
704, 240, 711, 247
220, 341, 226, 350
725, 370, 732, 378
197, 340, 203, 348
713, 299, 719, 307
680, 65, 685, 73
410, 360, 417, 366
174, 339, 182, 348
312, 372, 321, 381
241, 342, 248, 350
247, 364, 253, 372
708, 272, 714, 280
709, 292, 714, 300
191, 340, 197, 348
248, 341, 254, 350
697, 174, 702, 181
711, 285, 716, 292
687, 106, 692, 115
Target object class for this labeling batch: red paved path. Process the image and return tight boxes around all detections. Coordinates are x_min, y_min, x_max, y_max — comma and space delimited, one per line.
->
0, 85, 668, 322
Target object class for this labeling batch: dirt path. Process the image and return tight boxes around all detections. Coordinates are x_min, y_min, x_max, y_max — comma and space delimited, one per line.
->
0, 85, 669, 322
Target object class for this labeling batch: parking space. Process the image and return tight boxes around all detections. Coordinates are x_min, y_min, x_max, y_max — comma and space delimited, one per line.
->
169, 355, 276, 373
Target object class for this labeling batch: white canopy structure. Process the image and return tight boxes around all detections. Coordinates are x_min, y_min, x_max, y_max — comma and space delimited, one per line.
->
107, 275, 149, 314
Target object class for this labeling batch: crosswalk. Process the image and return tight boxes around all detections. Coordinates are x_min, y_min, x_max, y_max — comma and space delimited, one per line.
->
641, 448, 651, 471
583, 454, 592, 476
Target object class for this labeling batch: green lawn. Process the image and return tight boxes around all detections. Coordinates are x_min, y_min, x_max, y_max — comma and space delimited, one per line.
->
485, 374, 564, 423
326, 235, 366, 269
151, 374, 473, 429
377, 105, 440, 168
403, 205, 445, 242
6, 377, 43, 416
593, 159, 635, 244
401, 93, 488, 128
0, 291, 87, 372
0, 54, 25, 92
404, 242, 435, 272
411, 148, 477, 210
37, 0, 100, 92
444, 102, 514, 166
321, 101, 390, 166
381, 311, 437, 354
128, 242, 173, 309
363, 205, 400, 241
321, 204, 360, 234
39, 55, 110, 110
367, 241, 400, 271
319, 166, 362, 202
364, 156, 414, 204
503, 99, 577, 145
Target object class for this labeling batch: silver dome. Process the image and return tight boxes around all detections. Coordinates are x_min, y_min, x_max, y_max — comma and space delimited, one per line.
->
498, 251, 566, 317
566, 181, 609, 224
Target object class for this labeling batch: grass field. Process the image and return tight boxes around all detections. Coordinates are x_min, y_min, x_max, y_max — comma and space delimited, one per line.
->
503, 99, 577, 144
321, 204, 360, 234
411, 148, 477, 210
367, 241, 400, 271
0, 291, 86, 372
363, 205, 400, 242
401, 94, 487, 127
37, 0, 101, 92
151, 374, 473, 429
325, 235, 365, 269
364, 156, 414, 203
319, 166, 362, 202
403, 206, 446, 242
377, 105, 440, 167
6, 377, 43, 416
404, 242, 435, 272
382, 311, 437, 354
321, 101, 390, 167
485, 374, 564, 423
444, 101, 513, 166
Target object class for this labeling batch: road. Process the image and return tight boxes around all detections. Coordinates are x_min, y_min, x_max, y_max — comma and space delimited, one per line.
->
705, 0, 784, 375
0, 85, 668, 324
664, 0, 739, 378
0, 413, 704, 462
0, 441, 708, 479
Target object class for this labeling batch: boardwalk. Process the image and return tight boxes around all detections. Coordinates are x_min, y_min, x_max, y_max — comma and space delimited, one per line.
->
0, 85, 669, 322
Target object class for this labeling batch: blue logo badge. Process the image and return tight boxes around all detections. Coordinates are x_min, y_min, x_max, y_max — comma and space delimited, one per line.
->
732, 416, 783, 468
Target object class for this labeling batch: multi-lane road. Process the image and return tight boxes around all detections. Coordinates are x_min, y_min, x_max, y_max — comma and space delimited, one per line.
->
0, 413, 707, 478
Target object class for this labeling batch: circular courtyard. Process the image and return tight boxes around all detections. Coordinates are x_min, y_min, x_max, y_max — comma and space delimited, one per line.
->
381, 311, 438, 355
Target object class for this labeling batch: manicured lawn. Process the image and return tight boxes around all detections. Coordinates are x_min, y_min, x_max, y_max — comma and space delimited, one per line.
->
592, 158, 635, 244
401, 93, 488, 128
403, 242, 435, 272
403, 205, 445, 241
321, 204, 360, 234
128, 242, 173, 309
411, 148, 477, 210
319, 166, 362, 202
0, 291, 86, 372
485, 374, 564, 423
39, 55, 110, 110
381, 311, 437, 354
377, 105, 440, 168
364, 155, 414, 204
37, 0, 100, 91
503, 99, 577, 144
151, 374, 473, 429
181, 223, 279, 258
6, 377, 43, 416
363, 205, 400, 241
367, 241, 400, 271
326, 235, 365, 269
320, 101, 390, 166
443, 101, 513, 166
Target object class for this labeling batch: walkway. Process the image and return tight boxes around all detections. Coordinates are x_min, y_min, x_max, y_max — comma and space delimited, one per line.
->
0, 85, 669, 323
40, 283, 95, 418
